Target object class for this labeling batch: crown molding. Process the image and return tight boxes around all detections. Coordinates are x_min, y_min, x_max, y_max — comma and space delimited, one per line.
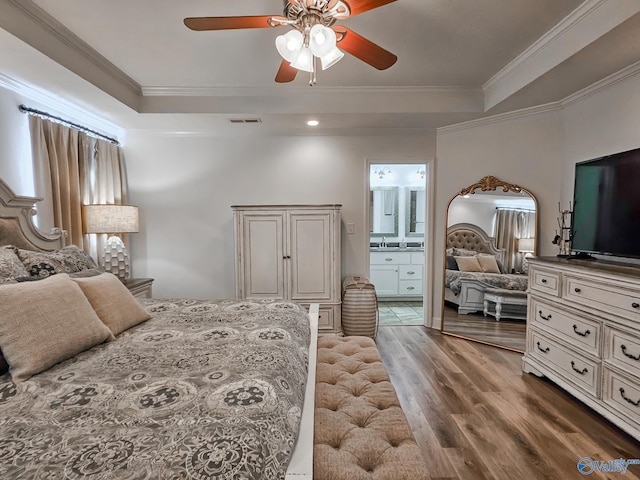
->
125, 126, 435, 138
6, 0, 142, 98
561, 59, 640, 107
141, 85, 482, 97
483, 0, 640, 110
437, 102, 562, 135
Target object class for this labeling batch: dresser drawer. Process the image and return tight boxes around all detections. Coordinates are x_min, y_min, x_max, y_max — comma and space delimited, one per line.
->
603, 369, 640, 426
530, 298, 601, 356
529, 266, 560, 296
410, 252, 425, 265
399, 265, 422, 280
370, 252, 412, 265
605, 327, 640, 374
399, 280, 422, 295
529, 331, 600, 396
564, 274, 640, 322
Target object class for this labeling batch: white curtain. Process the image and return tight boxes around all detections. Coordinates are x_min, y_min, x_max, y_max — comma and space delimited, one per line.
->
28, 116, 127, 262
493, 209, 535, 273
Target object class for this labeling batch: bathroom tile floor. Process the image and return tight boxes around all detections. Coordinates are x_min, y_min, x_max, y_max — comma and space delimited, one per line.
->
378, 301, 424, 326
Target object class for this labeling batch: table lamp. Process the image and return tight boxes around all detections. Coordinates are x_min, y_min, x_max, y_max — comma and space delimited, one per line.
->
84, 204, 139, 281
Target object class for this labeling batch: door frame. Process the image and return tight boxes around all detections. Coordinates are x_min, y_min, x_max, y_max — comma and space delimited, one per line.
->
365, 157, 435, 328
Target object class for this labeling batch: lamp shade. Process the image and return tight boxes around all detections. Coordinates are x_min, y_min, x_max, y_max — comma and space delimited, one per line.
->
309, 24, 336, 57
291, 46, 314, 72
275, 30, 303, 63
517, 237, 535, 253
84, 204, 139, 234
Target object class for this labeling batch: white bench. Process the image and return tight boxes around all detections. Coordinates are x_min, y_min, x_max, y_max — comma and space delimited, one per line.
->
483, 288, 527, 321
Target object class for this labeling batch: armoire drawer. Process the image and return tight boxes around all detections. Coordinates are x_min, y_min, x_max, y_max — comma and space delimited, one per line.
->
605, 327, 640, 374
530, 298, 601, 356
564, 274, 640, 322
529, 266, 561, 296
529, 330, 600, 396
603, 368, 640, 427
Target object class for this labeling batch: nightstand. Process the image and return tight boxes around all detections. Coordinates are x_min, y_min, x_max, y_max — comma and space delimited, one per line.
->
124, 278, 154, 299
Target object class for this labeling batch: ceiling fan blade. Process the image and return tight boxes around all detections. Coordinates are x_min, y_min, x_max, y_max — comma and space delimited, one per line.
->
346, 0, 397, 16
275, 61, 298, 83
184, 15, 285, 31
335, 27, 397, 70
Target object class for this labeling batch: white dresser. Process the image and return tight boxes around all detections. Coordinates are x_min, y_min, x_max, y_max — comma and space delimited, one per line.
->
369, 250, 424, 300
232, 204, 342, 334
524, 257, 640, 440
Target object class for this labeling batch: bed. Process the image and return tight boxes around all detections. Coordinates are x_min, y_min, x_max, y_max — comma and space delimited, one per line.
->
444, 223, 528, 314
0, 178, 317, 480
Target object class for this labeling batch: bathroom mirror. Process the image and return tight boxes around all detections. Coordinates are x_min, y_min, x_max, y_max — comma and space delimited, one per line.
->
441, 176, 538, 352
370, 187, 399, 237
405, 187, 425, 237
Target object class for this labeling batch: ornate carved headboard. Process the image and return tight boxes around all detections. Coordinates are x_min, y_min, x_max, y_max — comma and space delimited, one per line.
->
0, 178, 64, 251
446, 222, 505, 264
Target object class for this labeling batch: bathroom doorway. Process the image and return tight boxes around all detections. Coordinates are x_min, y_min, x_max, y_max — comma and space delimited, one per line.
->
368, 163, 427, 326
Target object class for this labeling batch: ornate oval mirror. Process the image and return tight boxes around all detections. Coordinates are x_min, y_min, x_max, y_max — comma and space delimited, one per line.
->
441, 176, 538, 352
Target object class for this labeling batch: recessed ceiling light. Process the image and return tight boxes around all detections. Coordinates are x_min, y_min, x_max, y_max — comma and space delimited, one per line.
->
306, 120, 319, 127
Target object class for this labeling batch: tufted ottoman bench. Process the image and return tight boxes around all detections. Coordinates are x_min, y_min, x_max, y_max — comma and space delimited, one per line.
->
314, 336, 429, 480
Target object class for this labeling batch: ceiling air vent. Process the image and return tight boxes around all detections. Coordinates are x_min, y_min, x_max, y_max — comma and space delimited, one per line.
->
229, 118, 262, 124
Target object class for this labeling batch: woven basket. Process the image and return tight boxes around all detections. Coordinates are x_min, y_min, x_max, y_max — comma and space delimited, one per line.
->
341, 275, 379, 339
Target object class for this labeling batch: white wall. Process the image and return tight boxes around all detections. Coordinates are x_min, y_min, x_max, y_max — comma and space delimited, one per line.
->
125, 131, 436, 299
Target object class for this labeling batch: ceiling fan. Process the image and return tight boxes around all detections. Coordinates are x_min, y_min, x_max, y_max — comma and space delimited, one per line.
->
184, 0, 398, 85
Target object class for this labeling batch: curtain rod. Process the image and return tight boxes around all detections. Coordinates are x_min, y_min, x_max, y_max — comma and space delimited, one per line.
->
495, 207, 535, 212
18, 104, 119, 145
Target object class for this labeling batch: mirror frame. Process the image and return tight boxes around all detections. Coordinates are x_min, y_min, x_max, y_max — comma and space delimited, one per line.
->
440, 175, 539, 353
369, 186, 399, 237
404, 186, 425, 238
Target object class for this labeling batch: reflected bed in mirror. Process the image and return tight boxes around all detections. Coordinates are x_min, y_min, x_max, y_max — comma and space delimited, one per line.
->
441, 176, 538, 352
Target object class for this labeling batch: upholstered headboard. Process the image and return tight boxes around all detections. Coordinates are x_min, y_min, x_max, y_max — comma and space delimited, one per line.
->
446, 222, 505, 264
0, 178, 65, 251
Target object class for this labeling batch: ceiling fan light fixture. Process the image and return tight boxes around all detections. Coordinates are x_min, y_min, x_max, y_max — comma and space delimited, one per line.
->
275, 30, 304, 62
320, 46, 344, 70
309, 24, 336, 57
291, 46, 314, 72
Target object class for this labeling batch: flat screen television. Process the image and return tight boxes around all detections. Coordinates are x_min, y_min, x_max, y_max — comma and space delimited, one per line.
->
572, 146, 640, 259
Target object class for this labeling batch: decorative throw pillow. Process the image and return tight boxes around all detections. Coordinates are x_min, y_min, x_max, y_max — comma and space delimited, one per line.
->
0, 246, 29, 283
454, 255, 483, 272
0, 274, 113, 381
16, 245, 98, 278
445, 255, 459, 271
452, 247, 478, 257
72, 273, 151, 336
477, 255, 501, 273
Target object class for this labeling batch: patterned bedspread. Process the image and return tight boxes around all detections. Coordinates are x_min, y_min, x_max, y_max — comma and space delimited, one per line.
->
445, 269, 528, 295
0, 299, 311, 480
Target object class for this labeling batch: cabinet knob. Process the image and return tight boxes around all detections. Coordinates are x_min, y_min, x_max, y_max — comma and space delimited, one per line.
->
541, 278, 547, 284
407, 271, 415, 275
406, 286, 415, 291
385, 258, 393, 262
632, 302, 640, 309
574, 287, 582, 293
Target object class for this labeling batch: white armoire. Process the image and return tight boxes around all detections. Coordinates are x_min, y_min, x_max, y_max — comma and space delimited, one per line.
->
232, 204, 342, 334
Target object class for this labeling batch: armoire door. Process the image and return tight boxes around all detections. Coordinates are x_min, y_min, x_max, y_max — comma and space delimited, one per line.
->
239, 212, 286, 299
288, 211, 334, 302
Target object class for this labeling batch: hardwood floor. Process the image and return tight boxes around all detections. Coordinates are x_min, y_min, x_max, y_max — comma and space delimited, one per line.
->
375, 325, 640, 480
442, 304, 526, 352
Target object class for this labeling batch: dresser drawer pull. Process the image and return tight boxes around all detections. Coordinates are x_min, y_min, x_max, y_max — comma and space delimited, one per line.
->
574, 287, 582, 293
621, 344, 640, 361
541, 278, 547, 284
572, 325, 591, 337
536, 342, 550, 353
619, 388, 640, 407
385, 258, 393, 262
570, 361, 588, 375
538, 310, 551, 321
406, 271, 415, 275
633, 302, 640, 309
406, 286, 415, 291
